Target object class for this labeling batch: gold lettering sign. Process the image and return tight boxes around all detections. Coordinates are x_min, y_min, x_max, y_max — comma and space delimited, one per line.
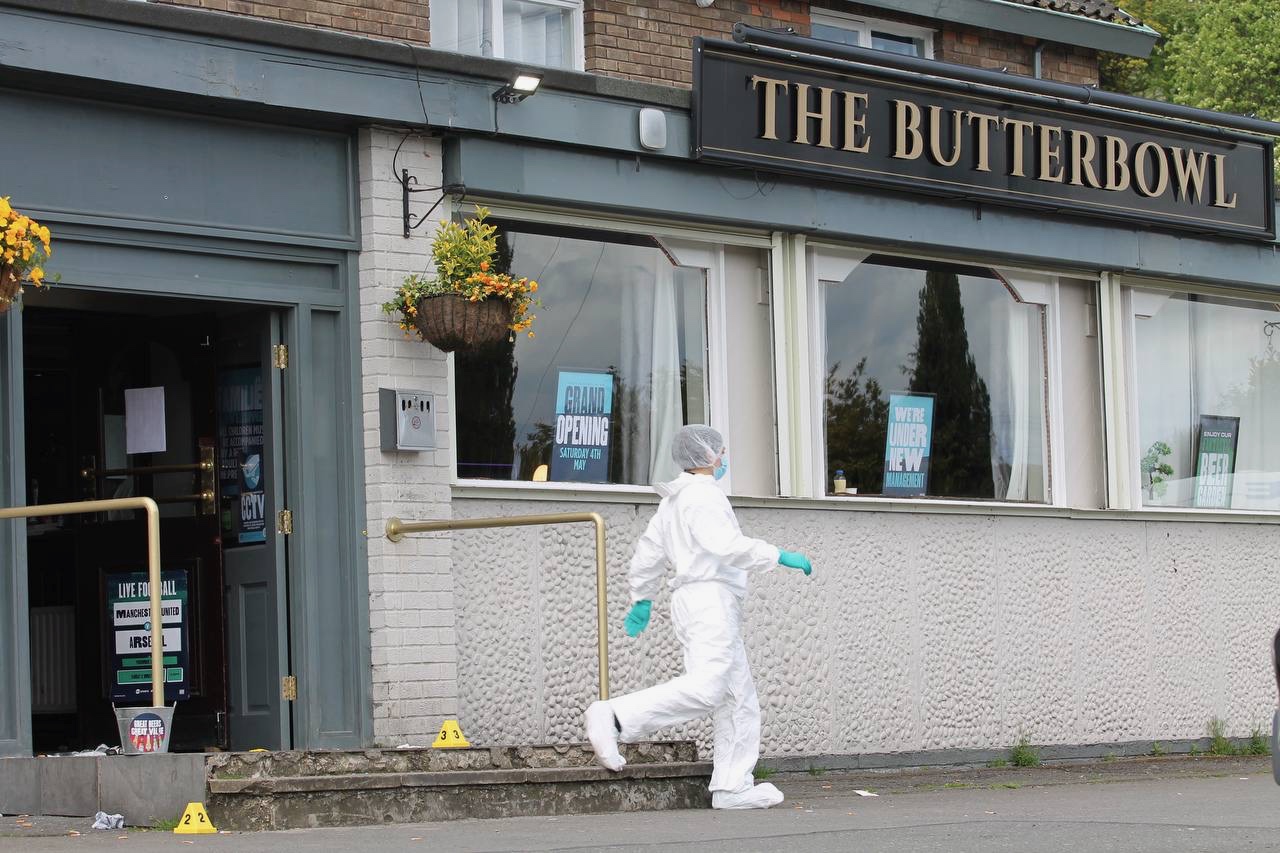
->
703, 47, 1271, 239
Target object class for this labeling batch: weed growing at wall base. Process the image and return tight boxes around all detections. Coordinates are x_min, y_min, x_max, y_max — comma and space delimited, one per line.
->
1010, 735, 1041, 768
1249, 725, 1271, 756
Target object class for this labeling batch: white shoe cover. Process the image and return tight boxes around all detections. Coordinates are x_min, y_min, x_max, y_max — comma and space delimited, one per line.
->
711, 782, 785, 810
585, 701, 626, 771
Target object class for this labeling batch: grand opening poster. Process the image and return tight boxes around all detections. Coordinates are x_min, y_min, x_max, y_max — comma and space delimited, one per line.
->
550, 370, 614, 483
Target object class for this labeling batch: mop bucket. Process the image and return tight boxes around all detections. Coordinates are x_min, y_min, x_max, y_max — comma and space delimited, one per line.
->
114, 705, 176, 755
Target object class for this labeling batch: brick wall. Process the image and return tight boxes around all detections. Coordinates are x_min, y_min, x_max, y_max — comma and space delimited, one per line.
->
937, 28, 1099, 85
585, 0, 1099, 88
155, 0, 1098, 88
357, 128, 458, 745
584, 0, 809, 87
155, 0, 428, 43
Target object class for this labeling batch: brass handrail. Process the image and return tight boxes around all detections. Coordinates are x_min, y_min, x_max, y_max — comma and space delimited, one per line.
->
1, 497, 166, 706
154, 491, 216, 506
386, 513, 610, 700
81, 461, 213, 479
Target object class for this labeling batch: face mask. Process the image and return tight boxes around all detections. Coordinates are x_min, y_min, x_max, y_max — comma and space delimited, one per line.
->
713, 454, 728, 481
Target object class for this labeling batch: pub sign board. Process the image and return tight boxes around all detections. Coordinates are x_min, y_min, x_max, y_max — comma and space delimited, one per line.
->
693, 40, 1275, 240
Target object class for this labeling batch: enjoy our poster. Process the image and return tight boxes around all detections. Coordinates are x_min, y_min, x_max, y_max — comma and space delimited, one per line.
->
882, 393, 935, 497
549, 370, 614, 483
1193, 414, 1240, 509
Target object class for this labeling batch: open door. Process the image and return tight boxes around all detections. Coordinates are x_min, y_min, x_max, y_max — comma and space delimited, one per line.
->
219, 312, 291, 751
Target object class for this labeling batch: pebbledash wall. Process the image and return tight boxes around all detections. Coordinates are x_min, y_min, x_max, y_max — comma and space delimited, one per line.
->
448, 499, 1280, 757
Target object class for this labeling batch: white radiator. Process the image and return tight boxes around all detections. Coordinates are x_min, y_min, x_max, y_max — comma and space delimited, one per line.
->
29, 606, 76, 714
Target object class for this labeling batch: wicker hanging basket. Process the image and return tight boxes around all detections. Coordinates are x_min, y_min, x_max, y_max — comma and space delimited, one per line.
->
414, 294, 514, 352
0, 265, 19, 316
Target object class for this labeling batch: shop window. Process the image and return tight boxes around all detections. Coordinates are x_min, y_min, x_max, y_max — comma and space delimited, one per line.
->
429, 0, 584, 70
819, 255, 1048, 501
455, 221, 710, 487
809, 9, 933, 58
1132, 290, 1280, 511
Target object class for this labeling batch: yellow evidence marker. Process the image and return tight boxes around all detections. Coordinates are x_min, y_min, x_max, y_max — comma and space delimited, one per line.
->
174, 802, 217, 835
432, 719, 471, 748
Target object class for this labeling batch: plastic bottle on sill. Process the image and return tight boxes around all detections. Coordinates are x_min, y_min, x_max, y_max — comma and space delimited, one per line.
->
833, 470, 846, 495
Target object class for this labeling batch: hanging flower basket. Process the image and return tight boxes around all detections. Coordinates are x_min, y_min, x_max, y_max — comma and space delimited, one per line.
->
382, 205, 540, 352
0, 265, 18, 316
413, 293, 514, 352
0, 196, 55, 316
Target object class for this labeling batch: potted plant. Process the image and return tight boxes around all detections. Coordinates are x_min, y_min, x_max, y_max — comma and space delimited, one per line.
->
1141, 440, 1174, 500
0, 196, 53, 315
382, 206, 538, 352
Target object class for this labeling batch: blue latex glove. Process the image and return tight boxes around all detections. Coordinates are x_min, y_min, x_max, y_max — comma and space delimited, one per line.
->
625, 600, 652, 637
778, 551, 813, 576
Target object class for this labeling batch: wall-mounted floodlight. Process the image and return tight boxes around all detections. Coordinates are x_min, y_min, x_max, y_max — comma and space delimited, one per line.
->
494, 73, 542, 104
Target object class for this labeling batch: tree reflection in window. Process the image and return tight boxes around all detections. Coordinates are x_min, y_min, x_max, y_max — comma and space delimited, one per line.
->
823, 257, 1046, 501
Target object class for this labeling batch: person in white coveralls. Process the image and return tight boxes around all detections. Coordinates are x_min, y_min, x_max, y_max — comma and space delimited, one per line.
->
584, 424, 814, 810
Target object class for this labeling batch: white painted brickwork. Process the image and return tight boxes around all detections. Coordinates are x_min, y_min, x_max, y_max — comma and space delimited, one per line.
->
358, 128, 458, 744
453, 497, 1280, 757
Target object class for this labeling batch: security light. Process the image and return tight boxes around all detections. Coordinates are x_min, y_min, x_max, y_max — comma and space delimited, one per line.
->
494, 73, 542, 104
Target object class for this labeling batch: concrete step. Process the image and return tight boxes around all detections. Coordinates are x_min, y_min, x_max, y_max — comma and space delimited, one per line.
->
207, 743, 711, 831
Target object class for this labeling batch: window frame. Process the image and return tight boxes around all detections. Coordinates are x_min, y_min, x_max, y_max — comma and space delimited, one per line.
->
1115, 275, 1280, 515
779, 236, 1087, 506
808, 8, 935, 59
446, 199, 771, 496
430, 0, 586, 71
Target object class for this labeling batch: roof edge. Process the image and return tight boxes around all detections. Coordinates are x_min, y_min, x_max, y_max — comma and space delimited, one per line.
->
849, 0, 1160, 58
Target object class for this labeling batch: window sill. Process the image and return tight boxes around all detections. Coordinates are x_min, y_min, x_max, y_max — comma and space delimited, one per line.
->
452, 479, 660, 504
450, 482, 1280, 524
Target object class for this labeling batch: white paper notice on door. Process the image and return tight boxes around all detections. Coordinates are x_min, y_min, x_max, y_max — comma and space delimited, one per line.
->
125, 386, 167, 455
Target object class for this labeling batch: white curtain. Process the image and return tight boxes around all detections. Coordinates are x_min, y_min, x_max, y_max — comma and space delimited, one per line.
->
1002, 307, 1032, 501
649, 259, 683, 484
984, 282, 1036, 502
618, 250, 684, 485
433, 0, 490, 55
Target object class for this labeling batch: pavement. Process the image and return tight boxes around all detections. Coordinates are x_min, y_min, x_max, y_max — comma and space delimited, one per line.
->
3, 755, 1277, 852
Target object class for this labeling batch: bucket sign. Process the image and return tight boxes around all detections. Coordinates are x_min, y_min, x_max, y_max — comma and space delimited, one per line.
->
127, 712, 168, 753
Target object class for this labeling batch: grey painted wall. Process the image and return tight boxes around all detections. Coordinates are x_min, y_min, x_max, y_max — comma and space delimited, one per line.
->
0, 90, 356, 250
453, 497, 1280, 757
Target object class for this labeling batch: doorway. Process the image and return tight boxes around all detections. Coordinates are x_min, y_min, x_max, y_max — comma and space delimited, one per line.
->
22, 290, 291, 753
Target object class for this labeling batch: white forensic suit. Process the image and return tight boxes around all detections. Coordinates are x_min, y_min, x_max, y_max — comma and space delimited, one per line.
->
609, 472, 780, 798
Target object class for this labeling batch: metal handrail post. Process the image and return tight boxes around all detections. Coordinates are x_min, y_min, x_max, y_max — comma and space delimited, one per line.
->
1, 497, 166, 707
386, 512, 610, 700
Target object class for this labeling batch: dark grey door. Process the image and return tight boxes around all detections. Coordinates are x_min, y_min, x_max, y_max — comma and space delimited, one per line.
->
219, 312, 290, 750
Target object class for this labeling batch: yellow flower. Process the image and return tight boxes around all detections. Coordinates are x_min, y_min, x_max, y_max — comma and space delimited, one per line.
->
29, 267, 44, 286
0, 198, 9, 220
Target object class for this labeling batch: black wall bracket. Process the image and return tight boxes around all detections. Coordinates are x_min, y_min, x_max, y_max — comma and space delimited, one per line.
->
402, 170, 465, 238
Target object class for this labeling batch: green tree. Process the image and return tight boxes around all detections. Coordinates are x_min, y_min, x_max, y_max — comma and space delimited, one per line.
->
904, 271, 994, 498
824, 357, 890, 493
1102, 0, 1280, 173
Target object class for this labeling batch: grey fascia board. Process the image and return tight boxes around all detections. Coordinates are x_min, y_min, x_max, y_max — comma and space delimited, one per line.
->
446, 136, 1280, 291
0, 2, 693, 159
852, 0, 1159, 58
0, 0, 689, 109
